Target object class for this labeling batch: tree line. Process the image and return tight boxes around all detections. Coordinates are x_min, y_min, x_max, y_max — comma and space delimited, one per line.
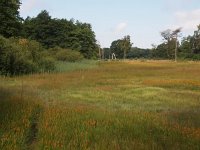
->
0, 1, 98, 59
1, 0, 200, 75
0, 0, 98, 75
22, 10, 98, 59
103, 26, 200, 61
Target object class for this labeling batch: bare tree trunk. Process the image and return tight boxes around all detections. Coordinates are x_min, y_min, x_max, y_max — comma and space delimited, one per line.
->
102, 49, 104, 60
123, 49, 126, 60
99, 48, 101, 60
167, 39, 170, 58
175, 36, 178, 62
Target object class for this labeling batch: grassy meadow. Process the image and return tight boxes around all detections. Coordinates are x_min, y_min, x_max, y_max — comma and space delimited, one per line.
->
1, 60, 200, 149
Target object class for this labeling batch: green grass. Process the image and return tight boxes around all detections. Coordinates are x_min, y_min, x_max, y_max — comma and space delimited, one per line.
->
54, 60, 98, 72
1, 60, 200, 149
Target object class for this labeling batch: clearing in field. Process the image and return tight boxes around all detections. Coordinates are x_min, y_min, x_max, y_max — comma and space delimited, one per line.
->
1, 60, 200, 149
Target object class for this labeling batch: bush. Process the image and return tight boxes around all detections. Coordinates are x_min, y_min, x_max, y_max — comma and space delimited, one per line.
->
3, 48, 39, 75
183, 53, 200, 61
0, 37, 55, 76
190, 54, 200, 60
38, 56, 55, 72
55, 48, 84, 62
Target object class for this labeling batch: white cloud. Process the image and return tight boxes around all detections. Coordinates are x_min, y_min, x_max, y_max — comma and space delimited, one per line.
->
166, 9, 200, 34
114, 22, 127, 34
164, 0, 197, 10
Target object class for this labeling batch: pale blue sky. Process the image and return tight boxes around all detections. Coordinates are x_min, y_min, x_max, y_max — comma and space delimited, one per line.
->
20, 0, 200, 48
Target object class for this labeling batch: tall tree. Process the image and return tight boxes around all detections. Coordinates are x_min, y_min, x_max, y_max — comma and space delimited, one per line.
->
0, 0, 22, 37
160, 28, 181, 60
23, 10, 53, 48
110, 35, 132, 59
171, 28, 182, 61
122, 35, 132, 59
103, 48, 111, 59
192, 25, 200, 54
22, 10, 98, 58
160, 29, 173, 58
180, 36, 193, 55
152, 43, 169, 59
74, 21, 98, 58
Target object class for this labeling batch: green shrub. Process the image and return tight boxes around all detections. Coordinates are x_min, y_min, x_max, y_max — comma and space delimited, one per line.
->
38, 56, 55, 72
55, 48, 84, 62
184, 54, 200, 61
0, 37, 55, 76
0, 37, 35, 75
191, 54, 200, 60
3, 48, 38, 75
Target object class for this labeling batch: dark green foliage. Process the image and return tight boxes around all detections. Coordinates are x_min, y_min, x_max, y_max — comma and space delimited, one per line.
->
153, 25, 200, 60
103, 48, 111, 59
22, 10, 98, 59
127, 47, 152, 59
192, 25, 200, 54
179, 36, 193, 55
184, 54, 200, 60
0, 0, 22, 37
178, 25, 200, 60
110, 35, 132, 59
110, 40, 121, 58
155, 28, 181, 60
0, 37, 37, 75
154, 40, 176, 59
191, 54, 200, 60
152, 43, 169, 59
38, 56, 55, 72
75, 22, 98, 59
50, 47, 84, 62
23, 11, 67, 48
0, 36, 55, 76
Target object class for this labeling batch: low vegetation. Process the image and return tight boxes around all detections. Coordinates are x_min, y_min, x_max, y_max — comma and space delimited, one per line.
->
50, 47, 84, 62
1, 60, 200, 149
1, 1, 200, 149
0, 37, 87, 76
0, 36, 55, 76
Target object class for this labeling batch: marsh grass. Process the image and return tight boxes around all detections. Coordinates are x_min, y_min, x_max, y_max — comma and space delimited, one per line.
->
55, 60, 98, 72
1, 60, 200, 149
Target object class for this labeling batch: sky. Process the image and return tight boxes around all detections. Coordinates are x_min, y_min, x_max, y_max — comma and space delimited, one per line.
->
19, 0, 200, 48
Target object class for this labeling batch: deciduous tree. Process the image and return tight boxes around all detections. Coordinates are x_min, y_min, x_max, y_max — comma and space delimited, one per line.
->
0, 0, 22, 37
110, 35, 132, 59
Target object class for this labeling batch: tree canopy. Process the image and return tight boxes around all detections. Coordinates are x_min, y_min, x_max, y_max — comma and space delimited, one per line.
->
110, 35, 132, 59
0, 0, 22, 37
1, 1, 200, 68
22, 10, 98, 58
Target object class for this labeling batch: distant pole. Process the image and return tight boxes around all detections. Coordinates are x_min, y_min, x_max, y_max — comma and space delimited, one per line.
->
97, 41, 101, 60
123, 48, 126, 60
175, 35, 178, 62
99, 48, 101, 60
123, 42, 126, 61
172, 28, 182, 62
102, 48, 104, 60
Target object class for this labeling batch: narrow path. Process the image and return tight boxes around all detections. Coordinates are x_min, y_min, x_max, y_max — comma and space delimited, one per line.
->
26, 105, 42, 149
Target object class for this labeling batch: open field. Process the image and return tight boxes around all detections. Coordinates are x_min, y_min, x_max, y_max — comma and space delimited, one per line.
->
1, 60, 200, 149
